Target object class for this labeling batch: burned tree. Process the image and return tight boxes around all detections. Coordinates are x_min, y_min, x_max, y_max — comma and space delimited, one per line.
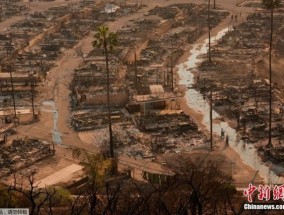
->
75, 47, 86, 63
7, 172, 71, 215
208, 0, 212, 64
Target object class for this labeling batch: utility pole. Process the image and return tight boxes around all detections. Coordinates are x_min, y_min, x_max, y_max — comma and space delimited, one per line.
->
213, 0, 216, 9
157, 67, 160, 84
31, 78, 35, 118
163, 69, 166, 86
9, 33, 13, 56
0, 3, 2, 22
166, 64, 169, 86
134, 52, 138, 91
9, 65, 16, 118
170, 39, 174, 91
254, 87, 259, 112
6, 32, 16, 119
208, 0, 212, 64
230, 161, 235, 182
146, 69, 148, 86
210, 91, 213, 150
243, 117, 246, 133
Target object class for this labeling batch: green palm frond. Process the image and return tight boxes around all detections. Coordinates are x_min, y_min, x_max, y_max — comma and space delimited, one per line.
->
92, 38, 101, 48
92, 25, 118, 52
108, 32, 118, 51
72, 148, 116, 186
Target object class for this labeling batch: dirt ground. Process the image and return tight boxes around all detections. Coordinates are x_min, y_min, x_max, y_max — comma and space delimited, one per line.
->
1, 0, 265, 186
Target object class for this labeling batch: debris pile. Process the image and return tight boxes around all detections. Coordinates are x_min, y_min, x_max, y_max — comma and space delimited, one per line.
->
0, 138, 54, 177
136, 113, 198, 132
69, 4, 229, 157
193, 8, 284, 163
0, 0, 28, 22
0, 2, 139, 124
71, 108, 126, 131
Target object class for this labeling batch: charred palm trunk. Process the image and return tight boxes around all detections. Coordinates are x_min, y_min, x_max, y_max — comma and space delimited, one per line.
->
210, 91, 213, 150
268, 4, 273, 147
208, 0, 212, 64
104, 39, 114, 158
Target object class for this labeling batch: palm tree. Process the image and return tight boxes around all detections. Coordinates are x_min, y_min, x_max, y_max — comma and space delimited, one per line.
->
92, 26, 118, 158
262, 0, 280, 146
